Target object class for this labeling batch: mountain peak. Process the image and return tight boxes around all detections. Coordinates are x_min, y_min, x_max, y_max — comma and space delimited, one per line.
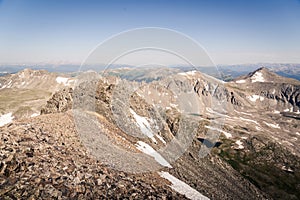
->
257, 66, 267, 70
246, 67, 273, 83
250, 67, 274, 76
233, 67, 295, 84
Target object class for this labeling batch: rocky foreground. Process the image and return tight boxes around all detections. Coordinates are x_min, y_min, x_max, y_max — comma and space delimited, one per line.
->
0, 112, 187, 199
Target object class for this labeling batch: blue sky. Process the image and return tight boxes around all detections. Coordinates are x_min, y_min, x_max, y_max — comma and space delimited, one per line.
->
0, 0, 299, 65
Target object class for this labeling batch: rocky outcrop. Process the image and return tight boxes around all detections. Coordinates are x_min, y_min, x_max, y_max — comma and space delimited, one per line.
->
41, 88, 73, 114
279, 84, 300, 109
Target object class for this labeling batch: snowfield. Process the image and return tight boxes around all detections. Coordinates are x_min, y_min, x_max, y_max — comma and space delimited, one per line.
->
156, 134, 166, 144
248, 95, 264, 102
251, 72, 265, 83
178, 70, 197, 77
135, 141, 172, 168
0, 112, 14, 126
56, 77, 73, 86
238, 117, 259, 125
159, 171, 210, 200
130, 108, 157, 143
30, 113, 40, 118
236, 79, 246, 83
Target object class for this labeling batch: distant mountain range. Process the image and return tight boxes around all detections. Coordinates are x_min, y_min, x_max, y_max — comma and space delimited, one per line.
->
218, 63, 300, 81
1, 63, 299, 81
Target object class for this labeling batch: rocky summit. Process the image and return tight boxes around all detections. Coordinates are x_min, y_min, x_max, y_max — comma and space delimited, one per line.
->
0, 67, 299, 200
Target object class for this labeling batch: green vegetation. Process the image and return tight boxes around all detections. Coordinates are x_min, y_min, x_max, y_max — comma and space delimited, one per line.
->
215, 137, 300, 200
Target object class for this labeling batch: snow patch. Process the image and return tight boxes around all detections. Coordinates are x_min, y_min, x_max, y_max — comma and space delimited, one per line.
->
238, 117, 259, 125
7, 80, 12, 86
234, 110, 252, 116
206, 108, 229, 118
170, 103, 178, 108
281, 166, 294, 173
236, 79, 246, 84
178, 70, 197, 77
30, 113, 39, 118
248, 95, 264, 102
186, 70, 197, 75
263, 121, 280, 129
136, 141, 171, 168
130, 108, 157, 143
136, 92, 143, 97
0, 113, 14, 127
159, 171, 209, 200
56, 77, 69, 86
273, 110, 280, 114
205, 125, 232, 138
156, 134, 166, 144
235, 140, 244, 149
251, 72, 265, 83
2, 80, 12, 88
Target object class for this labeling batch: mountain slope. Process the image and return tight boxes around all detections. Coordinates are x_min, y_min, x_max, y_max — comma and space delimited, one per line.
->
0, 112, 188, 199
0, 69, 75, 121
1, 68, 300, 199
